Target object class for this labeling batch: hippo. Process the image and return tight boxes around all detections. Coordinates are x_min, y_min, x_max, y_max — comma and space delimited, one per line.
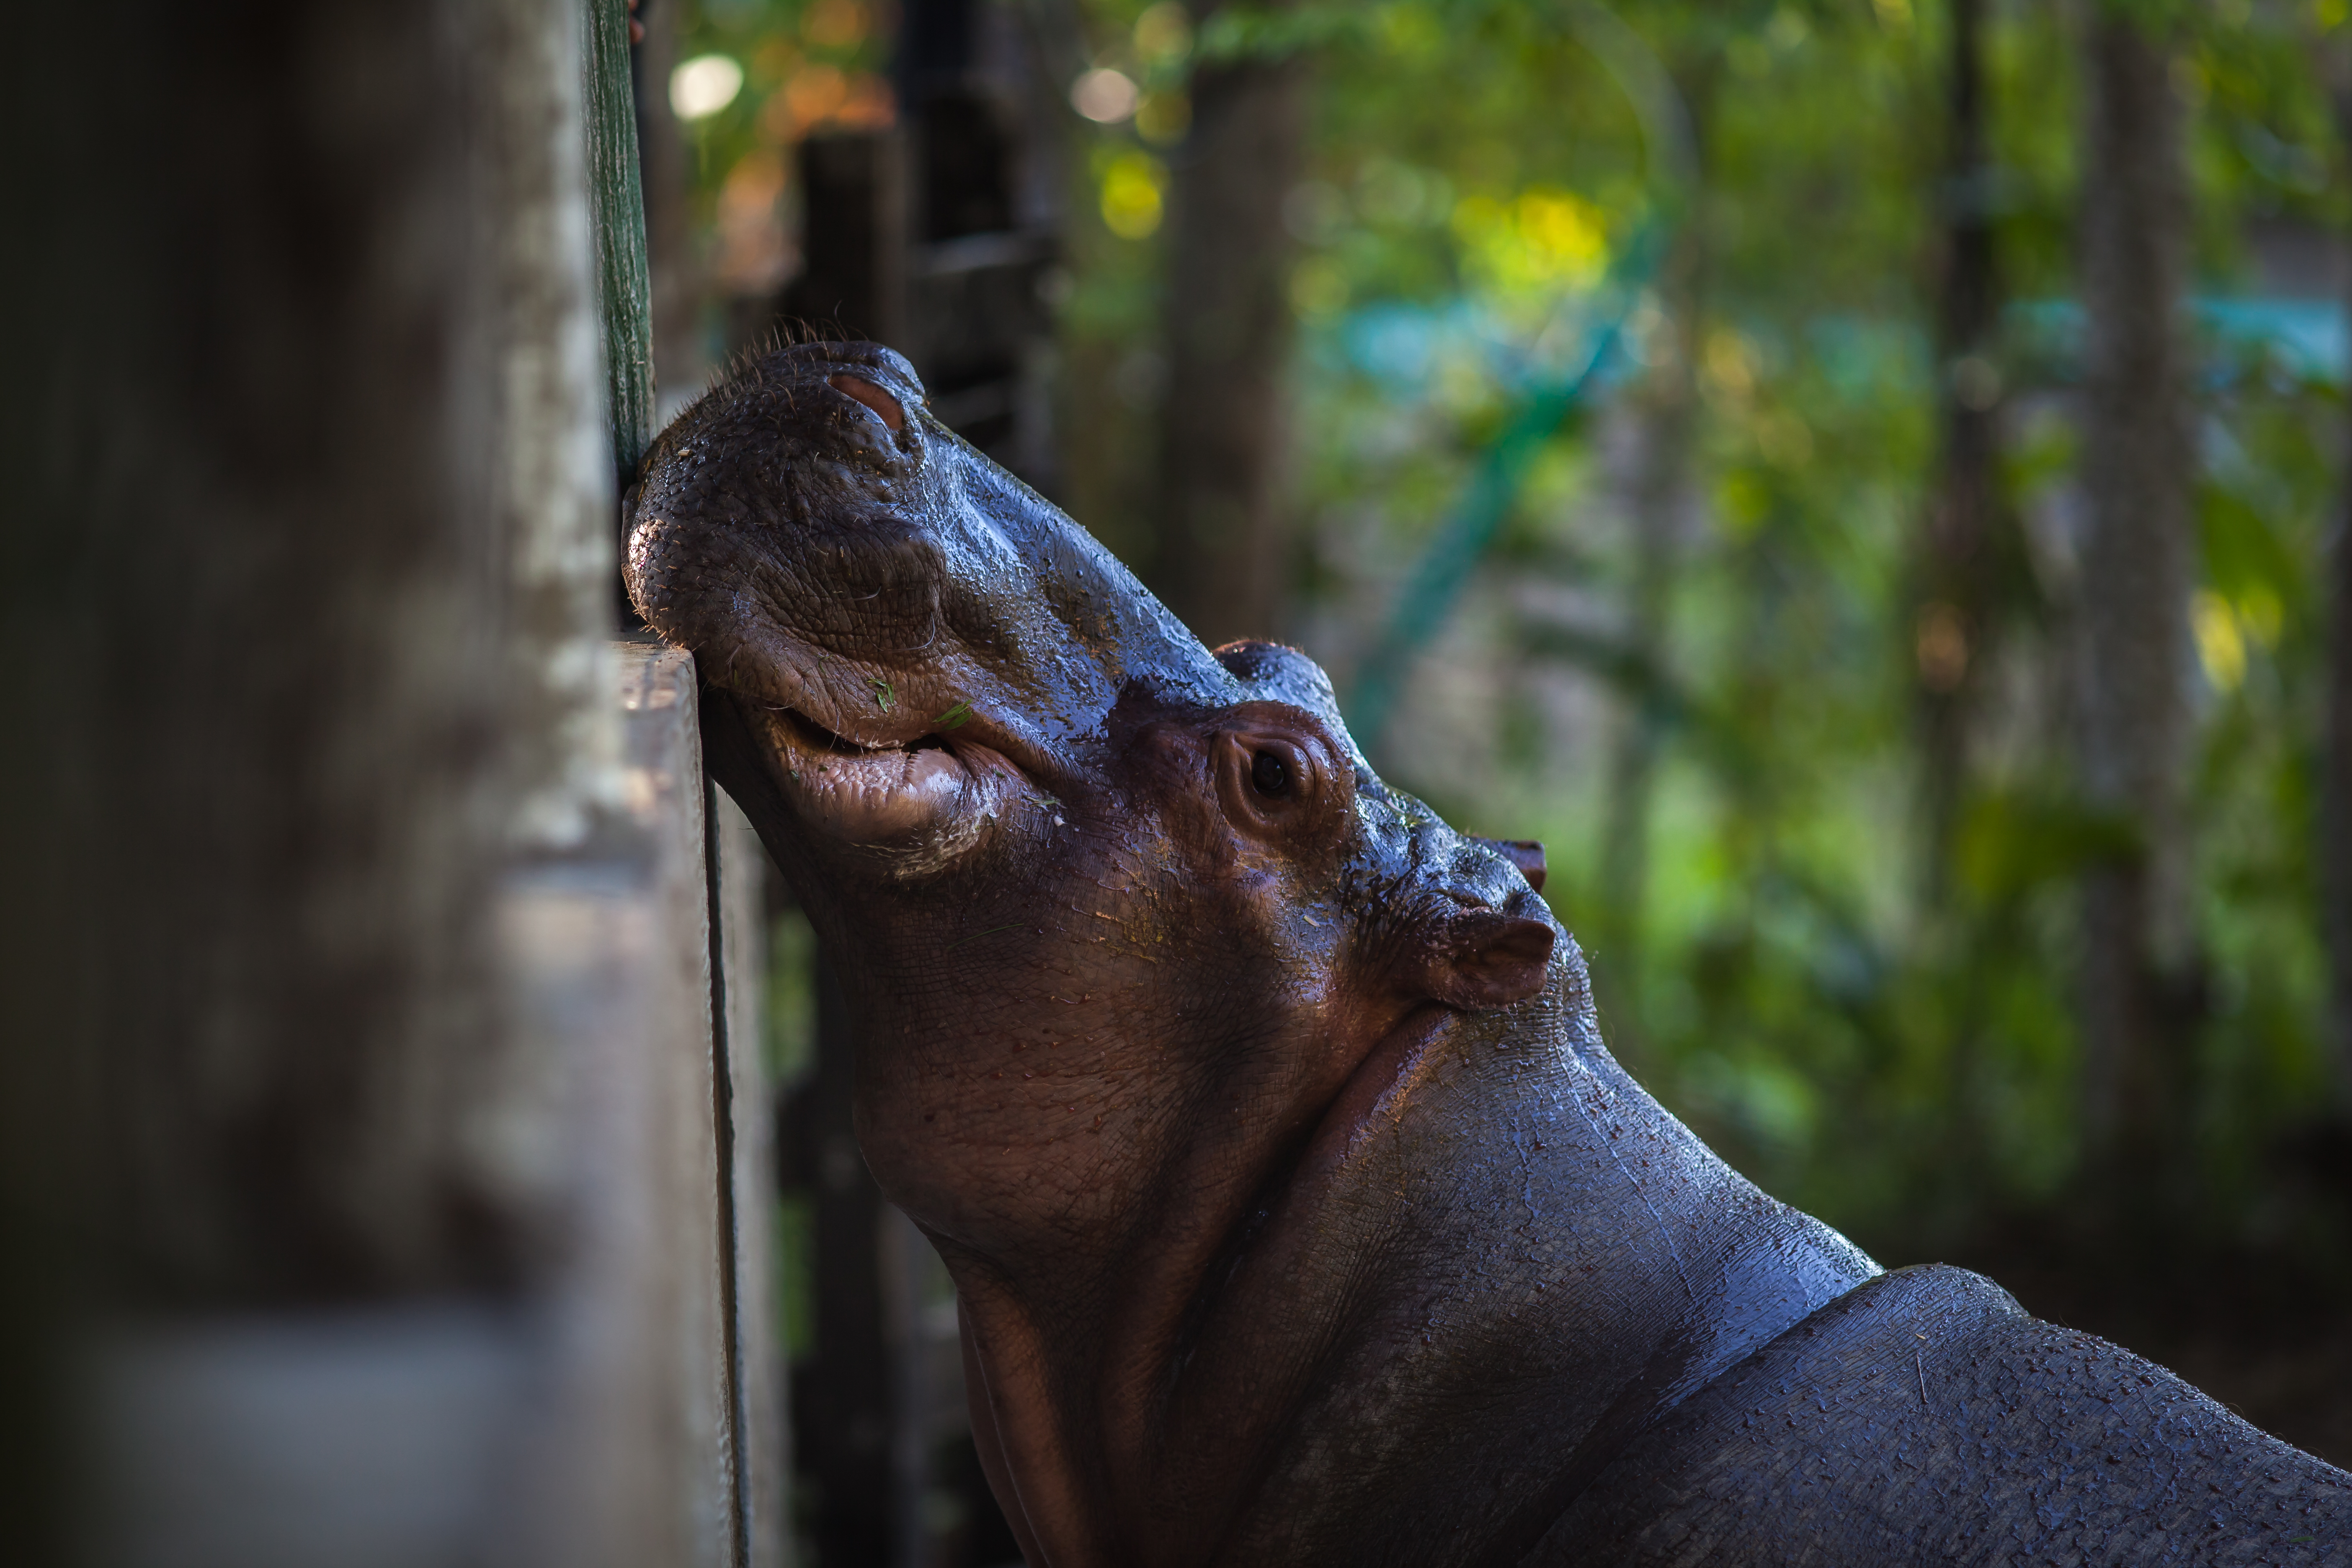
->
625, 341, 2352, 1567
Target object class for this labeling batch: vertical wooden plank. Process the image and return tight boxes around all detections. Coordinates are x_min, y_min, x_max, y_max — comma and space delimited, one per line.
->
881, 1206, 961, 1568
583, 0, 655, 478
716, 794, 789, 1568
617, 646, 735, 1568
71, 0, 506, 1308
487, 0, 623, 861
794, 955, 897, 1565
497, 858, 670, 1568
495, 643, 757, 1568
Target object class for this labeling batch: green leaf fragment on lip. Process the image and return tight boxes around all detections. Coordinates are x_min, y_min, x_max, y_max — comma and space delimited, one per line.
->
933, 700, 973, 730
870, 677, 895, 712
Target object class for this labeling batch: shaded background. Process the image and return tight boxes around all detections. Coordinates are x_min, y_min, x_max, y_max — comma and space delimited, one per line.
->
640, 0, 2352, 1560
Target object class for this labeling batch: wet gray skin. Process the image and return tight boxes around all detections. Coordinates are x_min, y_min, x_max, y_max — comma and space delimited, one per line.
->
627, 342, 2352, 1568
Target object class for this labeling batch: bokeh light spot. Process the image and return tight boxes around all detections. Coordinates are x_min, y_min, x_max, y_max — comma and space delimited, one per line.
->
671, 54, 745, 121
1073, 68, 1141, 124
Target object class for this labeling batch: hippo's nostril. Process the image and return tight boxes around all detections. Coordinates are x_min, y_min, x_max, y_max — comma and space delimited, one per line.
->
829, 373, 905, 431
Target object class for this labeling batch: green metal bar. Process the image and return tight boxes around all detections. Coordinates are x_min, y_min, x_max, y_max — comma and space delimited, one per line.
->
583, 0, 654, 482
1343, 0, 1693, 755
1344, 240, 1652, 753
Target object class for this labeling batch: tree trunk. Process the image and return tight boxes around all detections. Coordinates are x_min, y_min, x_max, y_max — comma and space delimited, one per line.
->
1154, 1, 1308, 647
1598, 234, 1702, 1029
1596, 58, 1714, 1046
2330, 84, 2352, 1119
2075, 5, 2195, 1176
1917, 0, 2004, 890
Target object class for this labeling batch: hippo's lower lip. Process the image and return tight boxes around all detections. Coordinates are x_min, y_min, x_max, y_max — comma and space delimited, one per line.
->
744, 698, 1024, 866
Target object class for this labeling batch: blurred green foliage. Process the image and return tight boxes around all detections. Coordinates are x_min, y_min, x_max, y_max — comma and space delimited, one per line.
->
1056, 0, 2350, 1260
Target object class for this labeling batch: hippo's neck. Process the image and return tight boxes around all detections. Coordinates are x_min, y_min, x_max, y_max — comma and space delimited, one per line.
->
940, 972, 1880, 1568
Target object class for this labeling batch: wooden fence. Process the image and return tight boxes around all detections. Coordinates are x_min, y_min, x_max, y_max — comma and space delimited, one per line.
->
6, 3, 1054, 1563
92, 647, 785, 1568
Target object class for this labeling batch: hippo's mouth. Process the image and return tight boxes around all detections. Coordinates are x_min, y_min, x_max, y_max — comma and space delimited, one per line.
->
739, 694, 1028, 871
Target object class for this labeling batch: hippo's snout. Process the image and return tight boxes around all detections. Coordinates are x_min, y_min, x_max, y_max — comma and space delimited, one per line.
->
626, 340, 1236, 882
625, 344, 1036, 873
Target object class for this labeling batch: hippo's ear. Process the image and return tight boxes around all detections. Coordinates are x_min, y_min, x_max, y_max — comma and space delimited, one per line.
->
1477, 838, 1546, 894
1412, 907, 1556, 1010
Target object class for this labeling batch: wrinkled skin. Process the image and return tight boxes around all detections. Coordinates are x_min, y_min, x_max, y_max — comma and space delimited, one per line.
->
628, 343, 2352, 1567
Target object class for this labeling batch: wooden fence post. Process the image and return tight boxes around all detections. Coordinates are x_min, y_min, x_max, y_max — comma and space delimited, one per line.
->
584, 0, 657, 483
8, 0, 786, 1563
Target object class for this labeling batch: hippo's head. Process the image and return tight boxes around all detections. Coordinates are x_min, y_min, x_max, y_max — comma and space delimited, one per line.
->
626, 342, 1576, 1560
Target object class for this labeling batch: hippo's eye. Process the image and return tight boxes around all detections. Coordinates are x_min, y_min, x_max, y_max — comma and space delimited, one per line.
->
1212, 723, 1344, 847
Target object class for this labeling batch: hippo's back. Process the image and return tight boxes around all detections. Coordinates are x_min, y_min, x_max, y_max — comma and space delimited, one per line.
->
1525, 1265, 2352, 1567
